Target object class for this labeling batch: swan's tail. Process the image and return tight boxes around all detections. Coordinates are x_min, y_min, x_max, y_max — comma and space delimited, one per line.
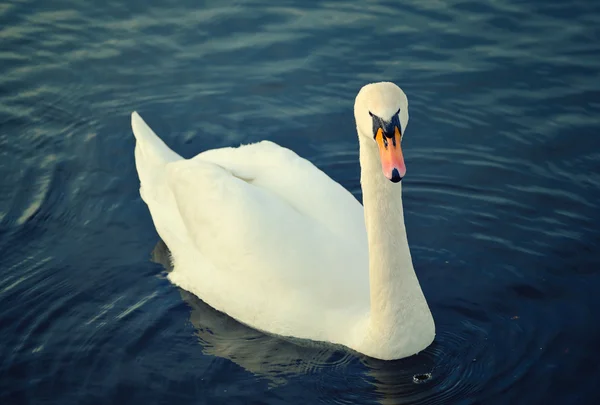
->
131, 112, 183, 203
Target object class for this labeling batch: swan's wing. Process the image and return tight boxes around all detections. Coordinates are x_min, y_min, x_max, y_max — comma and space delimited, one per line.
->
192, 141, 367, 246
165, 156, 370, 339
165, 158, 366, 298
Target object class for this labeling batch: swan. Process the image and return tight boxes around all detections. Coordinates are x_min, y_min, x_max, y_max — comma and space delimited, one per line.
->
132, 81, 435, 360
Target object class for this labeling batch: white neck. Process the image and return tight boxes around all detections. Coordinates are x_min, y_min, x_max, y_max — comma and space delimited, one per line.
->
358, 131, 434, 358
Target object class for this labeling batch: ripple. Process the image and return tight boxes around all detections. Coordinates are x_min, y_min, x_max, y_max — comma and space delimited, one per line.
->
357, 297, 559, 405
1, 0, 600, 403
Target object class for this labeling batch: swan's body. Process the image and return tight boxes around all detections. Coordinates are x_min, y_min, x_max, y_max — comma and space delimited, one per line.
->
132, 82, 435, 360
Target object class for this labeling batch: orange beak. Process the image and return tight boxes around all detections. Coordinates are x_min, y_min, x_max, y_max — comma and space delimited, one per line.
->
375, 126, 405, 183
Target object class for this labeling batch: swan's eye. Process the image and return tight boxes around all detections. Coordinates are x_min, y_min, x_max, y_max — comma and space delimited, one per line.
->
370, 112, 385, 140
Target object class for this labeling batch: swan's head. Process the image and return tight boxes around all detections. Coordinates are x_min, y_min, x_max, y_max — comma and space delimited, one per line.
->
354, 82, 409, 183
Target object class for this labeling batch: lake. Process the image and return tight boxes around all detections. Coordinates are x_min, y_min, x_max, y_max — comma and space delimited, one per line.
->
1, 0, 600, 404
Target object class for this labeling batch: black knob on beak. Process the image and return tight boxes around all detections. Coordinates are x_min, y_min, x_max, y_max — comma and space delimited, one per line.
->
390, 168, 402, 183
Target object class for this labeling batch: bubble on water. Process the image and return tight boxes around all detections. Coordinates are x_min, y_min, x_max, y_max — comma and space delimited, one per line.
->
413, 373, 432, 384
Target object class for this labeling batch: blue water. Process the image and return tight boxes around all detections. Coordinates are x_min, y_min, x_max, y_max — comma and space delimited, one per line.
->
1, 0, 600, 403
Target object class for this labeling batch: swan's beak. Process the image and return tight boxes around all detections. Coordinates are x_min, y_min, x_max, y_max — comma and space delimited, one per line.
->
376, 126, 405, 183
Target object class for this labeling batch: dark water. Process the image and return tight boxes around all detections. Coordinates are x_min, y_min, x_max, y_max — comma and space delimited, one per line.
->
1, 0, 600, 403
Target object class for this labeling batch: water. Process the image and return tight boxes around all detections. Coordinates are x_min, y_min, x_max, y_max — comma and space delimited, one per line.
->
1, 0, 599, 403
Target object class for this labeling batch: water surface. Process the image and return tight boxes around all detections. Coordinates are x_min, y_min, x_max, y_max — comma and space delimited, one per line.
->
1, 0, 600, 404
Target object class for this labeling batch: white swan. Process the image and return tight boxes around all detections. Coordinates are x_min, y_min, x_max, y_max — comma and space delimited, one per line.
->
132, 82, 435, 360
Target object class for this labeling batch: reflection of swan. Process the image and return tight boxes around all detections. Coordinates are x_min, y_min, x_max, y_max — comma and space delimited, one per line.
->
133, 82, 434, 360
151, 240, 355, 388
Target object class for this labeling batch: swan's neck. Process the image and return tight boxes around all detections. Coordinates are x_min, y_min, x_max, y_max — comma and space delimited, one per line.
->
358, 134, 434, 355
